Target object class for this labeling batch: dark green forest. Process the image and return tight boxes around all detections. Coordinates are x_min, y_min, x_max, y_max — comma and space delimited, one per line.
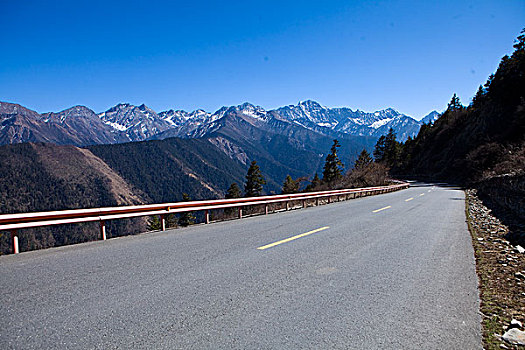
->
0, 138, 248, 254
88, 138, 247, 203
0, 143, 146, 254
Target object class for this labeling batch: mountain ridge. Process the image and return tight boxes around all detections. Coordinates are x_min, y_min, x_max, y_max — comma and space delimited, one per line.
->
1, 100, 438, 146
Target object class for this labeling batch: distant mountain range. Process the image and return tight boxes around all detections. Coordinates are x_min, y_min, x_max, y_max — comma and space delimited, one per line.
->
0, 99, 438, 253
0, 100, 439, 146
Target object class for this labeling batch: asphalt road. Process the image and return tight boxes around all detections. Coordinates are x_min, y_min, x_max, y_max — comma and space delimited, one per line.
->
0, 183, 481, 349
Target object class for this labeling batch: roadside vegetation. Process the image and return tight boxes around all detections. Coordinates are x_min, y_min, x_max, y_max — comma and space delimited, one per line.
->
466, 190, 525, 349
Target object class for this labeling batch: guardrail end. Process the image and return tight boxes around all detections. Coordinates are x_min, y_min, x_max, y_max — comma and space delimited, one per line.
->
100, 221, 107, 241
11, 230, 19, 254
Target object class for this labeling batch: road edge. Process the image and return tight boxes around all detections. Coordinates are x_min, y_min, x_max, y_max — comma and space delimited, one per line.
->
465, 189, 525, 349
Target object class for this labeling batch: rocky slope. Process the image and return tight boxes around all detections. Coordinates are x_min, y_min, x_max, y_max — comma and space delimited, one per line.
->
99, 103, 173, 142
466, 189, 525, 349
274, 100, 428, 141
0, 102, 122, 145
1, 100, 437, 146
0, 138, 247, 254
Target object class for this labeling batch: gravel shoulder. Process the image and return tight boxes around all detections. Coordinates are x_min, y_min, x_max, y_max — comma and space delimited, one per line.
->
465, 189, 525, 349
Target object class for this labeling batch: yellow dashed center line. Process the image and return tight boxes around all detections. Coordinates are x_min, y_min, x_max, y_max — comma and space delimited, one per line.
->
405, 197, 414, 202
419, 193, 425, 196
257, 226, 330, 250
372, 206, 391, 213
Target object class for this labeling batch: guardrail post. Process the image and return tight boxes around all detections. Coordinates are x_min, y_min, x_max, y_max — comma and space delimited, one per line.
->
11, 230, 19, 254
265, 204, 269, 215
286, 201, 290, 211
316, 198, 319, 206
238, 207, 243, 219
328, 196, 332, 204
302, 199, 306, 208
160, 214, 166, 231
205, 210, 210, 224
100, 221, 106, 240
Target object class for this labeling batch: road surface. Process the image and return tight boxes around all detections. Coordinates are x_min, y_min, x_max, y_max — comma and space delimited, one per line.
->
0, 183, 481, 349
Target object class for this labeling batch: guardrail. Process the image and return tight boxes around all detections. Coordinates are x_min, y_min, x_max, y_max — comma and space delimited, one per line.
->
0, 183, 409, 254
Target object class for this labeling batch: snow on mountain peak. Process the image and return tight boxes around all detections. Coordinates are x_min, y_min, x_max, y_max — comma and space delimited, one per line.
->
93, 100, 426, 143
420, 110, 441, 124
370, 118, 394, 129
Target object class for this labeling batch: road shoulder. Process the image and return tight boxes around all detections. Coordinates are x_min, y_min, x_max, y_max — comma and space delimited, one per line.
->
465, 189, 525, 349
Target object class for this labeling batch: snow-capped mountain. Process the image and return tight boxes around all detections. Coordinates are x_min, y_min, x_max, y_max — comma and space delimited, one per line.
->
0, 102, 122, 145
99, 103, 173, 142
188, 102, 272, 137
420, 111, 441, 125
1, 100, 439, 146
149, 100, 429, 142
275, 100, 422, 141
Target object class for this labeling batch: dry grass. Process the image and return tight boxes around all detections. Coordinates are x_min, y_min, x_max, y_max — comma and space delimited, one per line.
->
465, 190, 525, 349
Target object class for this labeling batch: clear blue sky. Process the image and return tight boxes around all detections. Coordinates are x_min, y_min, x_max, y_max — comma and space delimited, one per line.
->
0, 0, 523, 119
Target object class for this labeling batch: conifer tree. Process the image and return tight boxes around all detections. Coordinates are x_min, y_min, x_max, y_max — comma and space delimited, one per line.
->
471, 85, 485, 106
322, 139, 344, 184
373, 128, 400, 167
244, 161, 266, 197
178, 193, 195, 226
513, 28, 525, 51
281, 175, 299, 194
305, 173, 321, 192
373, 135, 387, 162
447, 93, 463, 111
354, 149, 373, 170
226, 183, 242, 199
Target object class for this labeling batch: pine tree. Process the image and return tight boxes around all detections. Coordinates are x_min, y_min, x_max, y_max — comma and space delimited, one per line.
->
373, 135, 387, 162
373, 128, 400, 167
385, 128, 401, 167
513, 28, 525, 51
244, 161, 266, 197
447, 93, 463, 111
282, 175, 299, 194
304, 173, 321, 192
224, 183, 242, 218
471, 85, 485, 106
226, 183, 242, 199
322, 139, 344, 184
178, 193, 195, 227
354, 149, 373, 170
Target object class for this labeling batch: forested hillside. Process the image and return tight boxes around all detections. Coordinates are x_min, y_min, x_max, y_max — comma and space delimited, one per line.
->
396, 30, 524, 182
385, 30, 525, 242
0, 143, 147, 254
88, 138, 247, 203
201, 111, 376, 192
0, 138, 248, 254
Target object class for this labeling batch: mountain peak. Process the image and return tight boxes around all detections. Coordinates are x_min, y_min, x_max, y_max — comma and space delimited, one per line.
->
239, 102, 256, 109
299, 100, 323, 109
420, 110, 440, 124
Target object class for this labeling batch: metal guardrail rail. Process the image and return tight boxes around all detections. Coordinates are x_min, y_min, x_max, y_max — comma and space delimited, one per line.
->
1, 183, 409, 254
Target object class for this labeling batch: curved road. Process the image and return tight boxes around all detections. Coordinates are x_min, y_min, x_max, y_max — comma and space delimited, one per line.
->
0, 183, 481, 349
